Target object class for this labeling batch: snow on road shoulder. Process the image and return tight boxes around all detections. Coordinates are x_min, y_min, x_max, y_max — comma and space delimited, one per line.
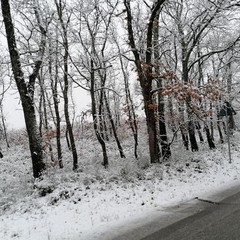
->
1, 133, 240, 240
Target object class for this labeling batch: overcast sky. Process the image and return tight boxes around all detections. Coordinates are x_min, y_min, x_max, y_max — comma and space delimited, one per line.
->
3, 82, 91, 130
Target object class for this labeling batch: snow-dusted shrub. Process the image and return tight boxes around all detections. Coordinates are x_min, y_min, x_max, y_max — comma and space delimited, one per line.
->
119, 161, 145, 182
49, 189, 74, 205
34, 178, 56, 197
8, 129, 28, 146
137, 150, 150, 169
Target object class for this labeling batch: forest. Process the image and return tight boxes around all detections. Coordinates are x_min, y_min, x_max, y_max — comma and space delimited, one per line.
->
1, 0, 240, 239
0, 0, 240, 178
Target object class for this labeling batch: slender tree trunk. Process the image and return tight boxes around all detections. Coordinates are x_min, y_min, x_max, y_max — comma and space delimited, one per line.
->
0, 84, 10, 148
103, 91, 126, 158
55, 0, 78, 170
120, 58, 138, 159
90, 59, 108, 167
62, 59, 78, 169
1, 0, 46, 178
183, 60, 199, 151
154, 10, 171, 160
226, 58, 235, 133
178, 103, 189, 150
0, 107, 10, 148
196, 122, 204, 143
187, 112, 199, 151
39, 74, 54, 162
50, 34, 63, 168
217, 119, 224, 143
98, 79, 108, 141
204, 123, 215, 149
38, 90, 43, 137
168, 95, 176, 135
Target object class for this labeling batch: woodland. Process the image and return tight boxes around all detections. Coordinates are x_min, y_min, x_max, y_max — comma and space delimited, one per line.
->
0, 0, 240, 178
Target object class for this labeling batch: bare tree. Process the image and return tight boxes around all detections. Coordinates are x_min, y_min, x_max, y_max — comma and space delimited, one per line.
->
1, 0, 46, 177
55, 0, 78, 170
123, 0, 167, 163
49, 27, 64, 168
162, 0, 240, 150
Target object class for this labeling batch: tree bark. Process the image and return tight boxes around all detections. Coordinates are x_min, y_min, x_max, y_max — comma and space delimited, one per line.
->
153, 9, 171, 160
50, 33, 63, 168
90, 59, 108, 168
124, 0, 166, 163
103, 91, 126, 158
55, 0, 78, 170
204, 123, 215, 149
1, 0, 46, 178
120, 57, 138, 159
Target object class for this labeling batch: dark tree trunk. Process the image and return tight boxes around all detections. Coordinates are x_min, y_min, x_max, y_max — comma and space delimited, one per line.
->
1, 111, 10, 148
124, 0, 166, 163
120, 57, 138, 159
98, 89, 106, 140
168, 95, 176, 135
63, 69, 78, 170
144, 92, 160, 163
188, 119, 199, 151
179, 104, 189, 150
103, 91, 126, 158
0, 88, 10, 148
229, 114, 235, 133
196, 122, 204, 143
180, 124, 189, 150
205, 123, 216, 149
50, 36, 63, 168
1, 0, 46, 178
158, 103, 171, 160
55, 0, 78, 170
103, 114, 109, 141
157, 82, 171, 159
38, 92, 43, 137
217, 118, 224, 143
90, 59, 108, 167
39, 74, 54, 162
184, 68, 199, 151
154, 9, 171, 160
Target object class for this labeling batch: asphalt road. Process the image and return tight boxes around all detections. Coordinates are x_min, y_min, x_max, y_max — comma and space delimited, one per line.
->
142, 190, 240, 240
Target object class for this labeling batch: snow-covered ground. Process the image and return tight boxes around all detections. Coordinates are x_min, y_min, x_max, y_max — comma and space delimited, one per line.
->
1, 127, 240, 240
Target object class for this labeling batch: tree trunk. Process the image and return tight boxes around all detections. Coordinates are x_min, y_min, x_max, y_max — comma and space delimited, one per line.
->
120, 58, 138, 159
196, 122, 204, 143
217, 118, 224, 143
0, 84, 10, 148
63, 69, 78, 170
1, 0, 45, 178
187, 115, 199, 151
55, 0, 78, 170
229, 113, 235, 133
103, 91, 126, 158
158, 95, 171, 160
90, 59, 108, 167
50, 33, 63, 168
153, 10, 171, 160
39, 74, 54, 162
124, 0, 166, 163
205, 123, 215, 149
183, 58, 199, 151
143, 90, 160, 163
179, 104, 189, 150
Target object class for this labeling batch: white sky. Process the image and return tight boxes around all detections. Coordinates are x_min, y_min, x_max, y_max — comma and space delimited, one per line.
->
3, 84, 91, 130
4, 88, 24, 129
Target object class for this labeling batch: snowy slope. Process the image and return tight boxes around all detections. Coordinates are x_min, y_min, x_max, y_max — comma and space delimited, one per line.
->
1, 128, 240, 240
